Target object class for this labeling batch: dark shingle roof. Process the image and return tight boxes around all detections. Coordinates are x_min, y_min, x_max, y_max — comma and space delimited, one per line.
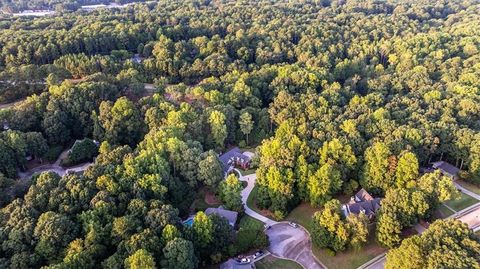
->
355, 188, 374, 202
205, 207, 238, 226
348, 198, 382, 216
432, 161, 460, 177
219, 147, 251, 172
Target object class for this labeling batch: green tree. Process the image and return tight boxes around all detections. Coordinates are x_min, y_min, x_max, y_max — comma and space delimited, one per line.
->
198, 150, 224, 190
395, 151, 419, 188
361, 142, 393, 195
208, 110, 227, 148
239, 112, 253, 145
385, 219, 480, 269
219, 174, 243, 211
125, 249, 156, 269
161, 238, 197, 269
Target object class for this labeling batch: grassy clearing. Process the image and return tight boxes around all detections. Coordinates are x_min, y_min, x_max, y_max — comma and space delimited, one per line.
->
456, 180, 480, 195
312, 228, 386, 269
285, 203, 321, 231
437, 204, 455, 217
240, 167, 256, 175
255, 255, 302, 269
238, 214, 264, 231
444, 192, 478, 212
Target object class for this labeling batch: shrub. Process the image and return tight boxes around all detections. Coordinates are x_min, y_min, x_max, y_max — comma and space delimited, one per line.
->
62, 139, 98, 167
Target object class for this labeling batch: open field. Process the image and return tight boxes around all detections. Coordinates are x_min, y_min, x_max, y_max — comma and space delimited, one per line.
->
444, 192, 478, 212
312, 229, 386, 269
255, 255, 303, 269
286, 203, 321, 231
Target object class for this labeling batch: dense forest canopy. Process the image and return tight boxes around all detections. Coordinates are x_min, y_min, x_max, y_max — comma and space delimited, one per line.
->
0, 0, 479, 268
0, 0, 146, 12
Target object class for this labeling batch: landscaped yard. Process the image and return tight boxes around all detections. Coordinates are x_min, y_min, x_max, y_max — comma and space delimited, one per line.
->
238, 214, 264, 231
255, 255, 302, 269
312, 228, 386, 269
246, 186, 277, 219
285, 203, 321, 231
456, 180, 480, 195
444, 192, 478, 212
436, 204, 455, 218
190, 187, 222, 212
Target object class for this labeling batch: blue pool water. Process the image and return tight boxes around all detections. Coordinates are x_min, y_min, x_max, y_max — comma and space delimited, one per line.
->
183, 218, 194, 227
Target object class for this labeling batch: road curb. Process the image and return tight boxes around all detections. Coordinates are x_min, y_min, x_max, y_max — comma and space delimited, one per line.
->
357, 252, 387, 269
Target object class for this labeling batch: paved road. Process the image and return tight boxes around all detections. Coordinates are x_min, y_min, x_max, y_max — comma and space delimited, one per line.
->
238, 170, 325, 269
454, 181, 480, 200
18, 148, 92, 180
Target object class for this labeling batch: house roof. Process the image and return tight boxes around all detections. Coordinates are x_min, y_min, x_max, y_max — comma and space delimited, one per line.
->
205, 207, 238, 226
219, 147, 251, 172
432, 161, 460, 177
355, 188, 374, 202
347, 198, 382, 216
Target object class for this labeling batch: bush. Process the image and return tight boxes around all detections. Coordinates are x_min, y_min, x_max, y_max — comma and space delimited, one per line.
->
62, 139, 98, 167
325, 248, 336, 257
43, 146, 63, 162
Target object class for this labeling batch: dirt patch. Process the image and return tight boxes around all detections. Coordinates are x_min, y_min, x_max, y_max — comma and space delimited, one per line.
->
205, 191, 221, 205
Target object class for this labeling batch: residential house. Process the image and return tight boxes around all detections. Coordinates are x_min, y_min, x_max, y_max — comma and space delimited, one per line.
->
219, 147, 252, 174
342, 188, 382, 219
205, 207, 238, 227
431, 161, 460, 180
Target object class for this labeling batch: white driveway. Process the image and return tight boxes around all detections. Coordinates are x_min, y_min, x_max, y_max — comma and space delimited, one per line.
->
238, 171, 325, 269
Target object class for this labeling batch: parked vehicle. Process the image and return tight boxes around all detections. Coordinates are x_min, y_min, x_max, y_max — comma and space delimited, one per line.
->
236, 258, 251, 264
289, 221, 298, 228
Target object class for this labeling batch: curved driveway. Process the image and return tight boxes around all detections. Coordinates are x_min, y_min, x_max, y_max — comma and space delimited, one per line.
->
238, 170, 326, 269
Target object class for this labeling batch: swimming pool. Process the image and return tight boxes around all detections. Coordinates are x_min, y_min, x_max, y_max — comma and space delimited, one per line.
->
183, 218, 194, 227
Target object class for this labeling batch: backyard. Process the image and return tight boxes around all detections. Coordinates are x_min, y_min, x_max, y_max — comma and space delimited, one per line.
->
456, 180, 480, 195
255, 255, 302, 269
444, 191, 478, 212
190, 187, 222, 212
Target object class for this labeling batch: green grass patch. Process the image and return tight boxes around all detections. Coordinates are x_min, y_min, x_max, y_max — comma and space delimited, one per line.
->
238, 215, 264, 231
240, 167, 256, 176
312, 228, 386, 269
285, 203, 321, 231
437, 204, 455, 217
255, 255, 302, 269
444, 192, 478, 212
456, 180, 480, 195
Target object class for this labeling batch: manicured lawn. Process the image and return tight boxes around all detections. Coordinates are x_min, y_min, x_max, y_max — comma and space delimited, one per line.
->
286, 203, 321, 231
456, 180, 480, 195
255, 255, 302, 269
312, 227, 386, 269
240, 167, 256, 175
437, 204, 455, 217
444, 192, 478, 212
238, 214, 264, 231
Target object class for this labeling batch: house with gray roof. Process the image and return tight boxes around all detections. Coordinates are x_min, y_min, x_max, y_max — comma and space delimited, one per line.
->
431, 161, 460, 180
205, 207, 238, 227
342, 189, 381, 219
219, 147, 252, 174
